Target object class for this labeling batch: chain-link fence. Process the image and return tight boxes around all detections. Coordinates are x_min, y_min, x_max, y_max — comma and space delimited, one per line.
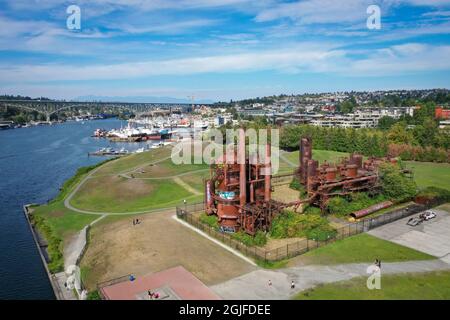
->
176, 199, 442, 262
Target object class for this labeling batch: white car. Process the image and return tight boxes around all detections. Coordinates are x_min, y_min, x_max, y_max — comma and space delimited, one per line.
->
420, 211, 437, 221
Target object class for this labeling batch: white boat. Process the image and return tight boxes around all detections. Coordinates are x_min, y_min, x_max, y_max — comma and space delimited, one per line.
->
135, 147, 145, 153
193, 120, 208, 130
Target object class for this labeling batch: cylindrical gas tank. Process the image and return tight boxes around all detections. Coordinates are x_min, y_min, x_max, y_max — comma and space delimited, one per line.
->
217, 203, 239, 228
346, 164, 358, 178
325, 167, 337, 182
352, 154, 363, 169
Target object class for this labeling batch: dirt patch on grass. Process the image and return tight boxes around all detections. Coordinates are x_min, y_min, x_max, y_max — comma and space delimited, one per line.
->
47, 210, 65, 218
81, 210, 255, 290
263, 236, 305, 251
132, 163, 173, 178
120, 177, 152, 195
77, 176, 153, 201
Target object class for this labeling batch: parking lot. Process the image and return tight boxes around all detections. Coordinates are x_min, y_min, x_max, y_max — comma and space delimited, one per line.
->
369, 205, 450, 263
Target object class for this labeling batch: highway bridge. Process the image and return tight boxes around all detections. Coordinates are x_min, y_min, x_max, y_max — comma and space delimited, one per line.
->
0, 100, 210, 122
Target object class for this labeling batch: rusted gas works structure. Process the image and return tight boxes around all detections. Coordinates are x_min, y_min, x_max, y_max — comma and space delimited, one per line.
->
205, 133, 397, 235
298, 137, 397, 210
205, 129, 282, 235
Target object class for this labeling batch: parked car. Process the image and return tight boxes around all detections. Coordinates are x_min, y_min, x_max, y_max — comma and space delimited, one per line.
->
420, 211, 437, 221
407, 217, 423, 226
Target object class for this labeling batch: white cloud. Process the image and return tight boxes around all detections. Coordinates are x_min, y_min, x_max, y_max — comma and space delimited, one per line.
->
255, 0, 374, 24
349, 43, 450, 75
400, 0, 450, 7
1, 42, 449, 83
115, 18, 220, 35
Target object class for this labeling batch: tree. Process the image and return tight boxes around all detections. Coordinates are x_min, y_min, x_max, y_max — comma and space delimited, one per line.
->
338, 97, 357, 114
378, 116, 397, 130
387, 122, 415, 145
379, 163, 417, 202
412, 118, 437, 147
412, 102, 435, 124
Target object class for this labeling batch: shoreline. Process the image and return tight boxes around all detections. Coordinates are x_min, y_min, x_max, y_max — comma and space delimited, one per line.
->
22, 204, 63, 300
22, 158, 116, 300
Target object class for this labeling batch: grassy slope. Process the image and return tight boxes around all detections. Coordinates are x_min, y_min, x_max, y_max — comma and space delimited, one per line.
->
290, 233, 434, 266
71, 177, 198, 212
295, 271, 450, 300
92, 147, 172, 176
32, 160, 109, 239
70, 148, 209, 212
33, 202, 98, 239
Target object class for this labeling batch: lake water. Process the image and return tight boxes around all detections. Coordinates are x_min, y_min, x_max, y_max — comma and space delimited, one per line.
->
0, 119, 156, 299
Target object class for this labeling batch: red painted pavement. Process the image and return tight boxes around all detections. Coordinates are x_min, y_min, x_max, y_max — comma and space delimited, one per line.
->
101, 266, 220, 300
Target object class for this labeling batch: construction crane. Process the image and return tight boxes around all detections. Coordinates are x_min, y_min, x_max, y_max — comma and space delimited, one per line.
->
187, 95, 195, 112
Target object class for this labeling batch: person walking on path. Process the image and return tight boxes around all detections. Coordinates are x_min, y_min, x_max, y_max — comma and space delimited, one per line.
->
291, 280, 295, 289
374, 259, 381, 268
268, 280, 272, 287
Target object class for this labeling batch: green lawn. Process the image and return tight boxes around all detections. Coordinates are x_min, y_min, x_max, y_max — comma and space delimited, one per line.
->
179, 170, 211, 191
290, 233, 435, 266
405, 161, 450, 191
295, 271, 450, 300
32, 202, 98, 239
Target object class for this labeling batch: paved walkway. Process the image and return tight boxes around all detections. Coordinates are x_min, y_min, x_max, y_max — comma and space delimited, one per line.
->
64, 215, 106, 269
53, 272, 77, 300
211, 259, 450, 300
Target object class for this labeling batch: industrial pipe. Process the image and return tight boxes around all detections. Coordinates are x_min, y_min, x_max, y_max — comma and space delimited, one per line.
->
350, 201, 393, 219
264, 143, 271, 202
239, 128, 246, 207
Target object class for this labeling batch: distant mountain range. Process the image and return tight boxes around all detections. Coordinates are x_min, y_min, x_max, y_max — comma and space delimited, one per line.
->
73, 95, 215, 104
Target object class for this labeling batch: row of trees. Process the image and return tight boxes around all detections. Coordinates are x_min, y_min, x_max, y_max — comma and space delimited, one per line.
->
280, 125, 388, 157
280, 124, 450, 163
388, 144, 449, 163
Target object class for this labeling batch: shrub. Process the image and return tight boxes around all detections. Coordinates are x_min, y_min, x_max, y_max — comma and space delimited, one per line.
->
306, 224, 337, 241
87, 290, 102, 300
30, 214, 64, 273
270, 210, 336, 240
326, 197, 349, 216
326, 193, 388, 217
232, 230, 267, 247
303, 205, 321, 215
379, 163, 417, 202
415, 187, 450, 203
199, 213, 219, 229
289, 178, 302, 191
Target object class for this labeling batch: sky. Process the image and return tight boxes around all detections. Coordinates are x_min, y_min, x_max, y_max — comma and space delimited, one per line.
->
0, 0, 450, 102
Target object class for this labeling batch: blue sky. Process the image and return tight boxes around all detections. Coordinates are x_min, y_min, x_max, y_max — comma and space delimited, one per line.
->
0, 0, 450, 101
